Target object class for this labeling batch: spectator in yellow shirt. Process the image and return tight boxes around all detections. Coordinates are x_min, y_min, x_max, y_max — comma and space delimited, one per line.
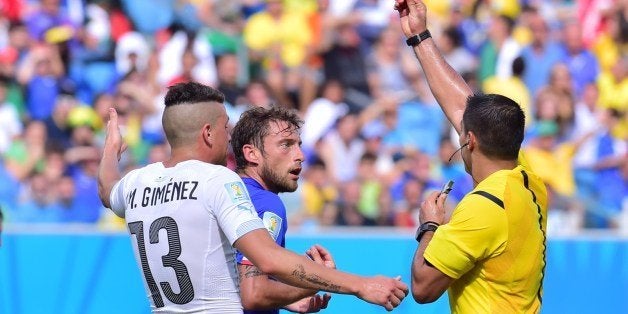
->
301, 158, 337, 220
592, 10, 625, 72
243, 0, 312, 108
483, 56, 532, 127
524, 120, 577, 197
597, 56, 627, 139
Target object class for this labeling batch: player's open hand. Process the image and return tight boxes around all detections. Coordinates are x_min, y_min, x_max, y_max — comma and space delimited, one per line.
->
306, 244, 336, 269
394, 0, 428, 38
104, 108, 127, 161
358, 275, 408, 311
285, 293, 331, 313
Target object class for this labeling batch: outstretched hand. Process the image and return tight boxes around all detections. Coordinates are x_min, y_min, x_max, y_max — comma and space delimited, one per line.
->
285, 293, 332, 313
394, 0, 428, 38
358, 275, 408, 311
306, 244, 336, 269
104, 108, 127, 161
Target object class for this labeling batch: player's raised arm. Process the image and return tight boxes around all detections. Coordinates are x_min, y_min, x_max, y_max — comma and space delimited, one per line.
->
234, 230, 409, 311
394, 0, 472, 135
97, 108, 126, 209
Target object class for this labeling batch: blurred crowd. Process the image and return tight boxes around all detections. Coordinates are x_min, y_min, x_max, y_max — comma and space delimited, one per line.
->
0, 0, 626, 235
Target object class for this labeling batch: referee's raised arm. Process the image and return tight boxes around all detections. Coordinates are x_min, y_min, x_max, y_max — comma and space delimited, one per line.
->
395, 2, 545, 313
394, 0, 471, 135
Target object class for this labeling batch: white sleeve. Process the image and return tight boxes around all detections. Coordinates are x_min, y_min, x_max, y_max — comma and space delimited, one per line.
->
209, 169, 265, 245
109, 177, 127, 218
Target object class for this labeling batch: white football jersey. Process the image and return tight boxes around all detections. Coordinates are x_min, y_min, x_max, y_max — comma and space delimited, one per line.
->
110, 160, 265, 313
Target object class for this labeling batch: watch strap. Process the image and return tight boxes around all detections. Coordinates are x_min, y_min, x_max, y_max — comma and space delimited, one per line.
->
415, 221, 439, 242
406, 30, 431, 47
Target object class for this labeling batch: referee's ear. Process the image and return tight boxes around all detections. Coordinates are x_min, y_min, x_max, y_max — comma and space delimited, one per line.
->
242, 144, 260, 165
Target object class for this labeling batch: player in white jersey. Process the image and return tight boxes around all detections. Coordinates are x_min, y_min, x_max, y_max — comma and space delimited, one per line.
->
110, 160, 265, 312
98, 82, 409, 313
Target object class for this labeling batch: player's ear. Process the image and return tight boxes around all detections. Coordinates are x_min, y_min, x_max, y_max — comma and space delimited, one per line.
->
202, 124, 212, 146
242, 144, 260, 164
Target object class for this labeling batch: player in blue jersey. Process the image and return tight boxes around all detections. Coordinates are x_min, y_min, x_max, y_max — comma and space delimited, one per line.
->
231, 106, 335, 313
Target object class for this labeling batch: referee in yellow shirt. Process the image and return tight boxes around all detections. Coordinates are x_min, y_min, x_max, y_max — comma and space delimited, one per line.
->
395, 1, 548, 313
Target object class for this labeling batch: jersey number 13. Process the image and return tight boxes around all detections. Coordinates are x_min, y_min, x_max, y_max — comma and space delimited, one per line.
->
128, 217, 195, 307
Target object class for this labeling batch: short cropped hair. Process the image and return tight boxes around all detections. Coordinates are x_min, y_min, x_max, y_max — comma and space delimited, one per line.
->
165, 82, 225, 107
462, 94, 525, 160
231, 106, 303, 171
162, 82, 226, 147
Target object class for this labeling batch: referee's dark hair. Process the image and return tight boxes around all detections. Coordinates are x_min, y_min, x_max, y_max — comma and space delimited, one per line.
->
231, 106, 303, 172
462, 94, 525, 160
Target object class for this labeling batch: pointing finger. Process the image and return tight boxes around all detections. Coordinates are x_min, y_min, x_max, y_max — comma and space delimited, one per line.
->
108, 108, 118, 127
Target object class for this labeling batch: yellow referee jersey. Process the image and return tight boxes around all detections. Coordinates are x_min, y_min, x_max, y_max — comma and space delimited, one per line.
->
424, 155, 548, 313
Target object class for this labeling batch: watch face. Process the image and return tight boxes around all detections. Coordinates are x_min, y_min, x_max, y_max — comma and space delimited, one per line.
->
416, 222, 438, 242
406, 30, 431, 47
406, 35, 419, 47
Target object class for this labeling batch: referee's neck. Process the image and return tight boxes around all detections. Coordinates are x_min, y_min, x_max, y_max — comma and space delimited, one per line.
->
472, 156, 518, 185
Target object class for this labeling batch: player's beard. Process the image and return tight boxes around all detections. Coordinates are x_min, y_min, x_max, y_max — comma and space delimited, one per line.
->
260, 163, 297, 193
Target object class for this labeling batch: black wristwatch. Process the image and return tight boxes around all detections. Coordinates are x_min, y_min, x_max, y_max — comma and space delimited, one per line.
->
406, 30, 431, 47
415, 221, 439, 242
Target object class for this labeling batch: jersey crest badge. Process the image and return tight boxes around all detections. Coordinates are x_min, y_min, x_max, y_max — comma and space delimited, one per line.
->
225, 181, 250, 202
262, 212, 283, 241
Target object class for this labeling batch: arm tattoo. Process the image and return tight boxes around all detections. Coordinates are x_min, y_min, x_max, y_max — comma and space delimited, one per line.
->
291, 264, 341, 292
241, 265, 265, 279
